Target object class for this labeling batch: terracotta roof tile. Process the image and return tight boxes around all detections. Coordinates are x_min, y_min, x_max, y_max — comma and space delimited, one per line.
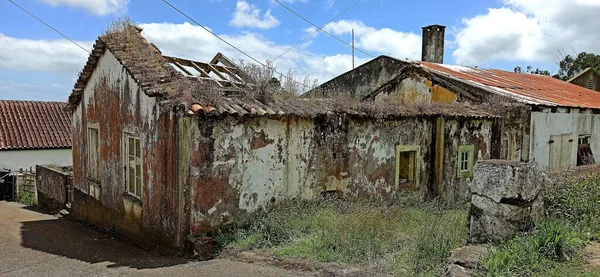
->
0, 100, 71, 150
419, 61, 600, 109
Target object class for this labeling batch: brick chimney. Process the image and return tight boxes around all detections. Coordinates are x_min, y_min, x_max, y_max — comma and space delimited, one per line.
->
421, 25, 446, 64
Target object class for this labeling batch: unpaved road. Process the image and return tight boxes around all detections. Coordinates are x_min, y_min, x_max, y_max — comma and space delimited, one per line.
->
0, 201, 313, 277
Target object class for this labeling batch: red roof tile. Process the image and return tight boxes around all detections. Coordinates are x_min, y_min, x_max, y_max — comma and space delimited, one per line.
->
0, 100, 71, 150
419, 61, 600, 109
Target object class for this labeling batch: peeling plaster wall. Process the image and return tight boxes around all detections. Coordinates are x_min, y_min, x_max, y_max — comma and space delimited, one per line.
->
184, 113, 496, 234
347, 118, 432, 198
71, 50, 181, 248
304, 56, 408, 99
530, 110, 600, 171
185, 116, 318, 233
374, 78, 433, 104
442, 119, 494, 202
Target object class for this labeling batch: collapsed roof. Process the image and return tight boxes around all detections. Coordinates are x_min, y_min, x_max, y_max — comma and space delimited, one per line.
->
66, 25, 497, 119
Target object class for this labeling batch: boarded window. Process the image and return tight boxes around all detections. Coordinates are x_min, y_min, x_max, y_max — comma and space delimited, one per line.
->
87, 126, 100, 180
457, 145, 475, 178
124, 135, 142, 199
396, 145, 420, 189
548, 134, 573, 171
577, 134, 595, 166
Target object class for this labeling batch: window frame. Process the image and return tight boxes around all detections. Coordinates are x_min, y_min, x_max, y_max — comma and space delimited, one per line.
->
578, 134, 591, 146
123, 128, 143, 200
395, 145, 421, 189
457, 145, 475, 178
87, 123, 100, 182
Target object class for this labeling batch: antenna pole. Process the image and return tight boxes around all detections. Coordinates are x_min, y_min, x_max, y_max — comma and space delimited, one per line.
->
352, 28, 355, 69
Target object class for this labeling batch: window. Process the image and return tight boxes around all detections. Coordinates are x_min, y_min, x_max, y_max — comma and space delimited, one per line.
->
578, 135, 591, 145
502, 137, 510, 160
87, 125, 100, 180
577, 134, 595, 166
124, 135, 142, 199
396, 145, 420, 189
457, 145, 475, 178
587, 79, 594, 90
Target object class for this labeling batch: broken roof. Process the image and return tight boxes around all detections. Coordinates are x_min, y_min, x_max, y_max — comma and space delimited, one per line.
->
0, 100, 71, 150
66, 25, 496, 120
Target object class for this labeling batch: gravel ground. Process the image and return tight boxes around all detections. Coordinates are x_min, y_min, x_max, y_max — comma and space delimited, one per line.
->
0, 201, 313, 277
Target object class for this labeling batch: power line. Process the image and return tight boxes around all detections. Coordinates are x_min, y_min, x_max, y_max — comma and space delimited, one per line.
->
7, 0, 90, 54
273, 0, 361, 62
161, 0, 312, 89
273, 0, 374, 58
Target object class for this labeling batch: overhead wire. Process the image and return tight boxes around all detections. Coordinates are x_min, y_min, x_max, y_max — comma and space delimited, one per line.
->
272, 0, 361, 62
7, 0, 91, 54
273, 0, 374, 58
161, 0, 312, 89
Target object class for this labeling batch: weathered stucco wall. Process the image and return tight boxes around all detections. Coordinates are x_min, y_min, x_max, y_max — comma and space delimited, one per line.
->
304, 56, 408, 99
530, 109, 600, 171
184, 113, 496, 235
71, 50, 181, 248
0, 149, 72, 171
347, 118, 432, 197
36, 165, 72, 212
441, 119, 495, 202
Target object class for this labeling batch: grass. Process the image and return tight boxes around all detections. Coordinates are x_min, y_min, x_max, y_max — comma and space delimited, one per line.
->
216, 199, 468, 276
478, 173, 600, 277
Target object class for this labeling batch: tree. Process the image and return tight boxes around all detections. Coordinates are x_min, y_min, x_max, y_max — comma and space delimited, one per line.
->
513, 65, 553, 77
557, 52, 600, 81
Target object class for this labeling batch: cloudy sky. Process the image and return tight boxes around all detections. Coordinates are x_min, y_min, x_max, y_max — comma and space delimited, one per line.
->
1, 0, 600, 101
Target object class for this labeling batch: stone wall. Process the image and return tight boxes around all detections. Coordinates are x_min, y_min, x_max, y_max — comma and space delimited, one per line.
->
468, 160, 548, 244
36, 165, 73, 213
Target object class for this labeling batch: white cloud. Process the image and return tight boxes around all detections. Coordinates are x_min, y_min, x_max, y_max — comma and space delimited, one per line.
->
0, 33, 91, 73
37, 0, 128, 16
453, 0, 600, 65
229, 1, 280, 29
323, 20, 422, 60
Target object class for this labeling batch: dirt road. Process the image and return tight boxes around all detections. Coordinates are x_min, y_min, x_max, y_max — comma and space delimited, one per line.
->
0, 201, 313, 277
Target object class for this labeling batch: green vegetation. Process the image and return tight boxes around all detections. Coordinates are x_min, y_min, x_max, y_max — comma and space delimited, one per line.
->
217, 199, 468, 276
479, 174, 600, 276
19, 191, 36, 207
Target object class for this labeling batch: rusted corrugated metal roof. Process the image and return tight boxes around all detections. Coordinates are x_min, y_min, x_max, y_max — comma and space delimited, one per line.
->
0, 100, 72, 150
419, 61, 600, 109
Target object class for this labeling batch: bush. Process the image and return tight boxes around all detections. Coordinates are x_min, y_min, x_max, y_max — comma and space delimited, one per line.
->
19, 191, 36, 207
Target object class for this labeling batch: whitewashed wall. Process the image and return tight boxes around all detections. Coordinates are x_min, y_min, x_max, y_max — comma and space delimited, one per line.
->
0, 149, 72, 171
529, 109, 600, 171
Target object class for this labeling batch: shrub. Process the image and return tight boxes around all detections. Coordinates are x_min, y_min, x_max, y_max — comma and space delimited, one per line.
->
19, 191, 36, 207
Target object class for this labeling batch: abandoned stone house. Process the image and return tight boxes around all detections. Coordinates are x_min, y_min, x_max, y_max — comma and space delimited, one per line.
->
65, 26, 501, 250
308, 24, 600, 173
568, 67, 600, 92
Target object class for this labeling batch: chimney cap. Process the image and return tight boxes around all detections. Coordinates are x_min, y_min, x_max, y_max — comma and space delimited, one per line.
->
422, 24, 447, 30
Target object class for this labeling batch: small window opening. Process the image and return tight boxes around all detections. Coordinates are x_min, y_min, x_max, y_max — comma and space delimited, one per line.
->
125, 135, 142, 199
577, 135, 595, 166
587, 79, 594, 90
457, 145, 475, 178
396, 146, 420, 189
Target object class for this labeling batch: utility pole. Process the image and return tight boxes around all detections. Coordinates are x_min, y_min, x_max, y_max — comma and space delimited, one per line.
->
352, 28, 355, 69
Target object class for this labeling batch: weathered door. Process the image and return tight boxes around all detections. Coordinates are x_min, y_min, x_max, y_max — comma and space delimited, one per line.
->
548, 134, 573, 171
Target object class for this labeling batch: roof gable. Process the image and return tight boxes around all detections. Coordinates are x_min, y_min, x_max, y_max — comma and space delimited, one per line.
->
0, 100, 71, 150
